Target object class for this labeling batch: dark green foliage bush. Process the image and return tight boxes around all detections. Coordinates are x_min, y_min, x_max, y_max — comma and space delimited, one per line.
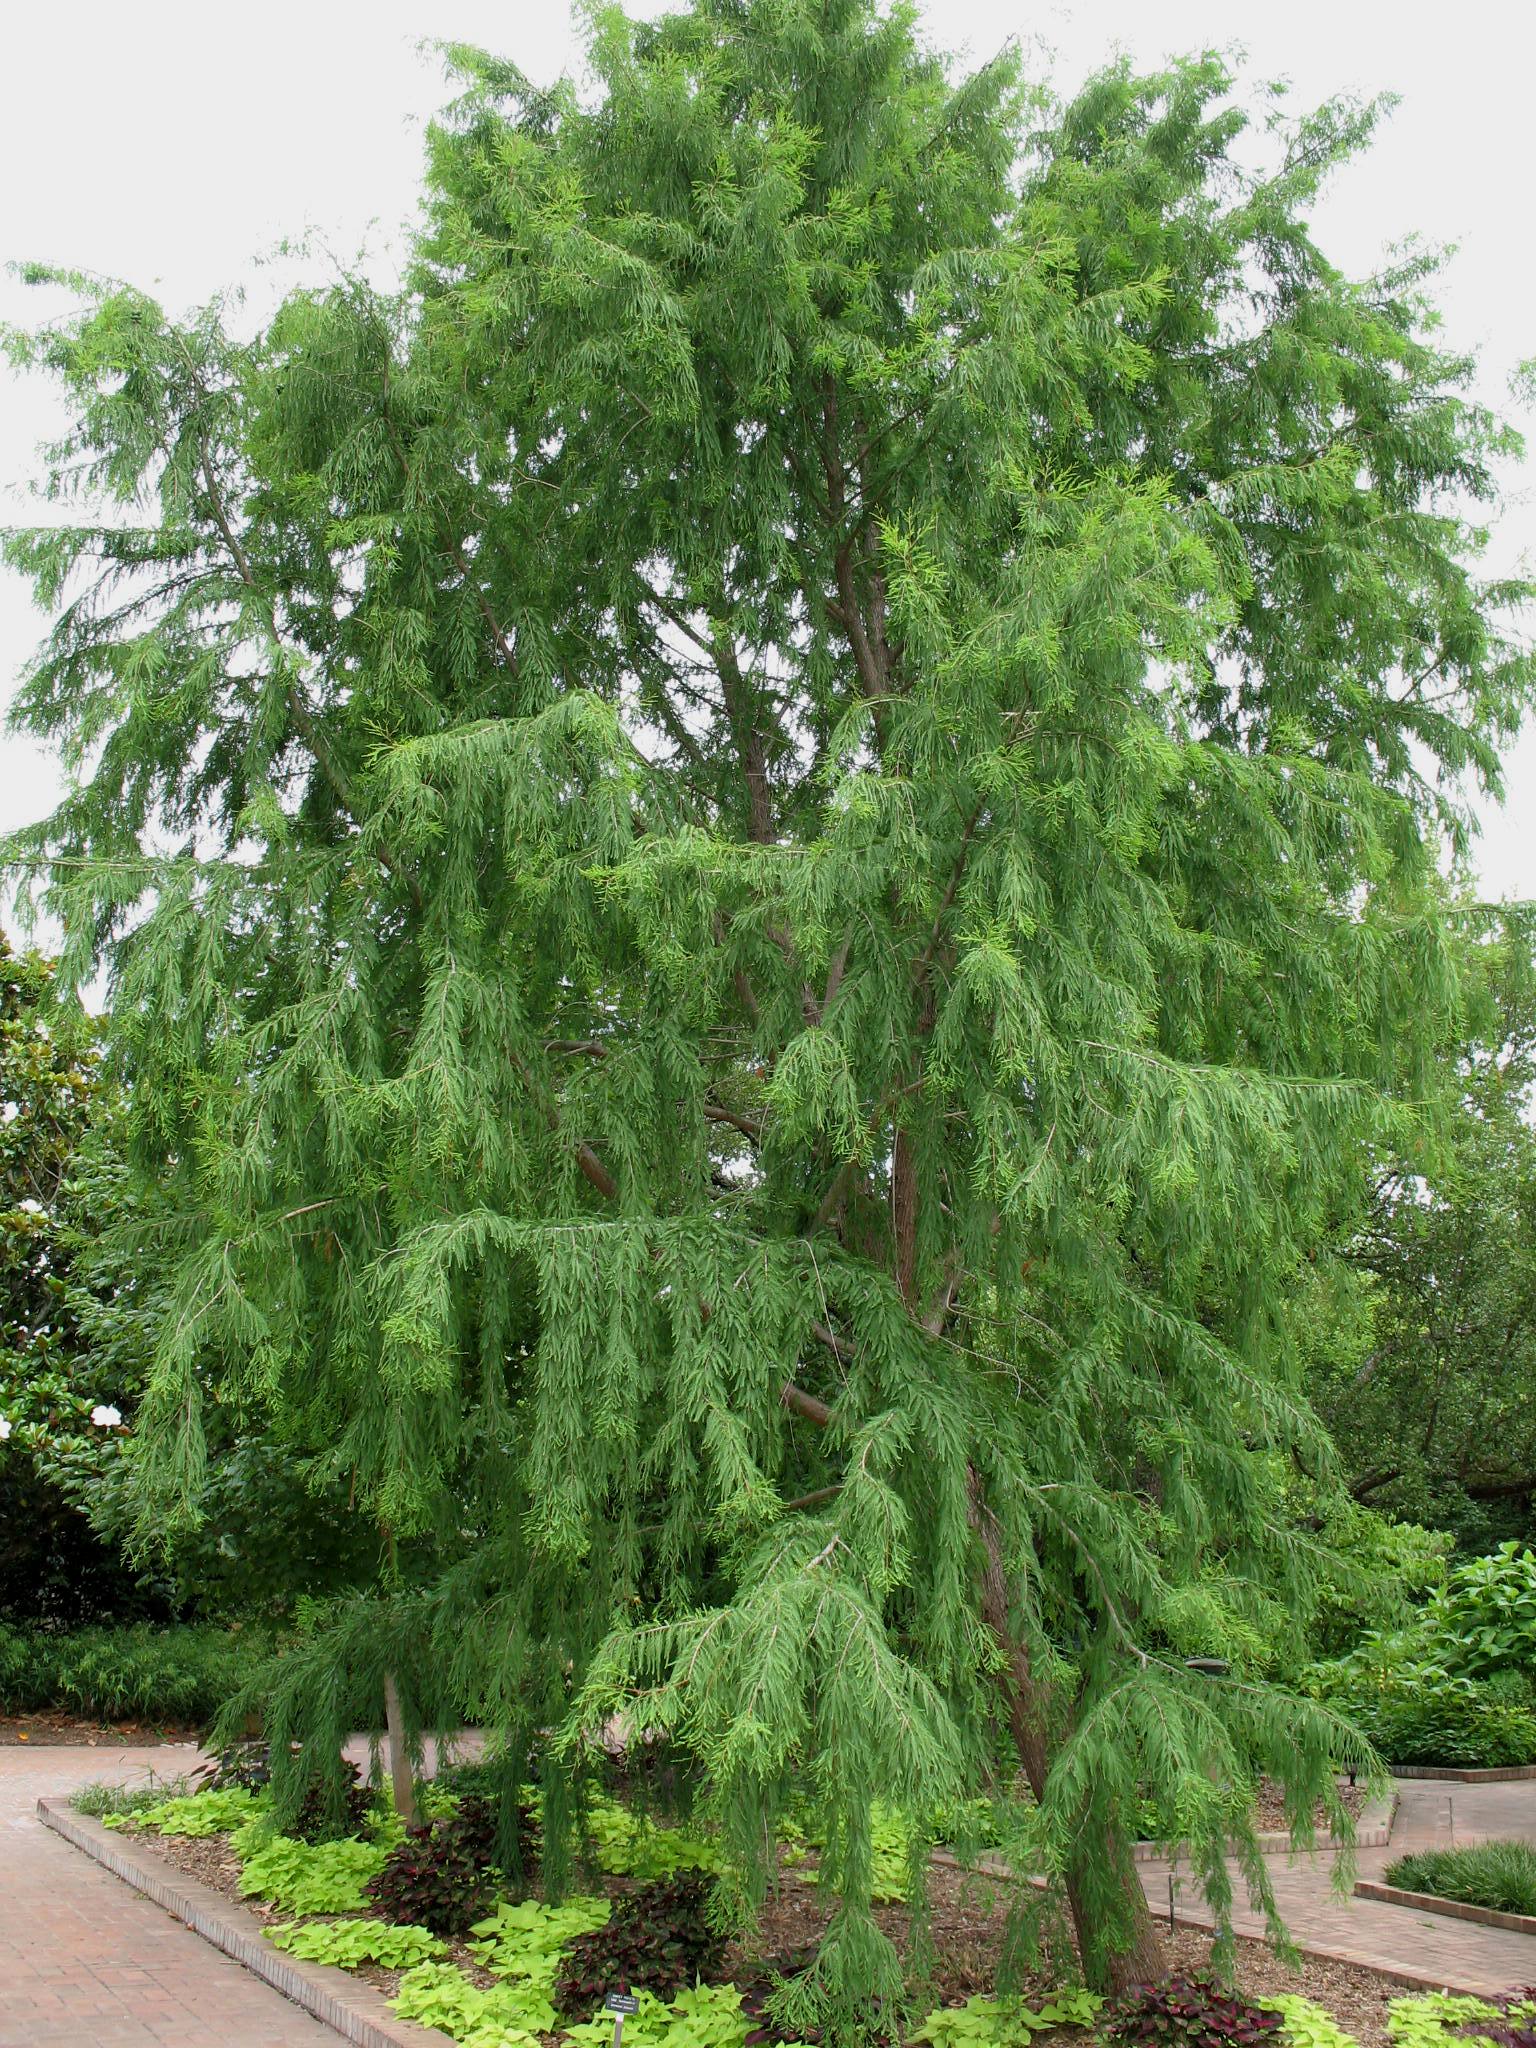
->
293, 1758, 375, 1843
194, 1738, 372, 1839
1386, 1844, 1536, 1918
602, 1734, 698, 1823
1428, 1547, 1536, 1683
1106, 1978, 1284, 2048
433, 1757, 511, 1801
552, 1872, 726, 2016
0, 1623, 267, 1721
365, 1795, 500, 1937
1337, 1681, 1536, 1768
433, 1753, 541, 1884
194, 1739, 274, 1792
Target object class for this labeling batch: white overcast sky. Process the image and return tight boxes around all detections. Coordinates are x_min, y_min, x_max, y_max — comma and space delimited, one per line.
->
2, 0, 1533, 927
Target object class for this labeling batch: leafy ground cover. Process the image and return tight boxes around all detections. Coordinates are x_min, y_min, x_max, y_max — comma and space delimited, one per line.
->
72, 1775, 1505, 2048
1384, 1842, 1536, 1918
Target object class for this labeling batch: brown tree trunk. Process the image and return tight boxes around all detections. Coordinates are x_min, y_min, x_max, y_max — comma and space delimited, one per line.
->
970, 1478, 1162, 1993
383, 1669, 417, 1827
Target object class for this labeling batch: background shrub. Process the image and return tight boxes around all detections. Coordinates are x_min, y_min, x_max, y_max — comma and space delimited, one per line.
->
193, 1739, 274, 1793
1330, 1680, 1536, 1769
291, 1758, 375, 1844
0, 1623, 269, 1721
1386, 1843, 1536, 1918
1426, 1547, 1536, 1684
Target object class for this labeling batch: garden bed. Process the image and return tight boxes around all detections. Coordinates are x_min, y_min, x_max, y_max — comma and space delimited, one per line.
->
1126, 1781, 1387, 1861
1, 1710, 202, 1747
1253, 1782, 1369, 1833
1371, 1841, 1536, 1926
73, 1795, 1419, 2048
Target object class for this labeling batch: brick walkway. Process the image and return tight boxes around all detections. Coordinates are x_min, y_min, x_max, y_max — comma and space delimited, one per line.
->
1139, 1778, 1536, 1994
0, 1743, 335, 2047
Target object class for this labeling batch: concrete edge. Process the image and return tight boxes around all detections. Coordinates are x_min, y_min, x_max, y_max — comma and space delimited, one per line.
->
37, 1798, 457, 2048
1354, 1879, 1536, 1938
1392, 1765, 1536, 1784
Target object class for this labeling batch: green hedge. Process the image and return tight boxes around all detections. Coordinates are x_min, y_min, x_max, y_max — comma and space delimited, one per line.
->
1333, 1679, 1536, 1769
0, 1624, 269, 1722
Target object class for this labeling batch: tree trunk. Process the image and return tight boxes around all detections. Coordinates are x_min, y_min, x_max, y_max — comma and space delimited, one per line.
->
970, 1478, 1162, 1993
383, 1668, 417, 1827
1062, 1830, 1165, 1994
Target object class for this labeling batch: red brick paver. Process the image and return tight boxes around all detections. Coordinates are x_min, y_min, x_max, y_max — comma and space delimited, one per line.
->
0, 1744, 334, 2047
1139, 1777, 1536, 1994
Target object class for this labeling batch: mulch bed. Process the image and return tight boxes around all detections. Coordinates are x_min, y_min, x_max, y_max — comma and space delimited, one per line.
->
1252, 1780, 1369, 1834
0, 1711, 202, 1747
117, 1821, 1410, 2048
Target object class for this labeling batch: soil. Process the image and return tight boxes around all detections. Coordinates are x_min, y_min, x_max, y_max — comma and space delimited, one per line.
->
114, 1820, 1407, 2048
1251, 1780, 1369, 1836
0, 1711, 203, 1747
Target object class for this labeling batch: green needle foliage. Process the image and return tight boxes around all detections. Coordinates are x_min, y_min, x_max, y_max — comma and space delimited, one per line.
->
4, 0, 1532, 2020
1317, 908, 1536, 1547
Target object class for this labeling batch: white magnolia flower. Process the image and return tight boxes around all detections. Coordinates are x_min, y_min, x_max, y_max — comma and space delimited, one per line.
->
17, 1198, 46, 1217
0, 1416, 12, 1441
90, 1403, 123, 1428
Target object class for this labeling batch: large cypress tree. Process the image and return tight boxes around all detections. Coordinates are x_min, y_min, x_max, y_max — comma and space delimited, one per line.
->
4, 0, 1531, 2008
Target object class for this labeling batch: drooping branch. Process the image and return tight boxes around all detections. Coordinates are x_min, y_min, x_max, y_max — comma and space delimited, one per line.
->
187, 419, 424, 914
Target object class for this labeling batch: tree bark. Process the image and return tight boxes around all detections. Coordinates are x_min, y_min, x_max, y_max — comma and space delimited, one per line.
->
970, 1477, 1162, 1992
383, 1669, 417, 1827
787, 1357, 1163, 1994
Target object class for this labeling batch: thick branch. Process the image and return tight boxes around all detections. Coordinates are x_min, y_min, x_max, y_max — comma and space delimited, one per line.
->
780, 1380, 834, 1428
576, 1141, 619, 1202
704, 1102, 763, 1143
713, 631, 776, 849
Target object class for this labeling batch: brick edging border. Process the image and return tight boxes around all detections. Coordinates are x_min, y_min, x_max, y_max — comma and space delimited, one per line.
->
1391, 1765, 1536, 1784
1127, 1790, 1399, 1863
938, 1790, 1399, 1889
1354, 1879, 1536, 1937
36, 1798, 455, 2048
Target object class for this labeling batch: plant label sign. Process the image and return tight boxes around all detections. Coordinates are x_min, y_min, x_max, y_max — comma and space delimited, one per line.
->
605, 1992, 641, 2048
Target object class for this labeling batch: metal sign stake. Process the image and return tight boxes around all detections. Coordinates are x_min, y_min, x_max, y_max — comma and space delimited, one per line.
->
606, 1989, 641, 2048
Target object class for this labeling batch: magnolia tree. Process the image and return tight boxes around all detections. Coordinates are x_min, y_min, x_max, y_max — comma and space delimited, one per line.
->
4, 0, 1531, 2008
0, 933, 144, 1623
